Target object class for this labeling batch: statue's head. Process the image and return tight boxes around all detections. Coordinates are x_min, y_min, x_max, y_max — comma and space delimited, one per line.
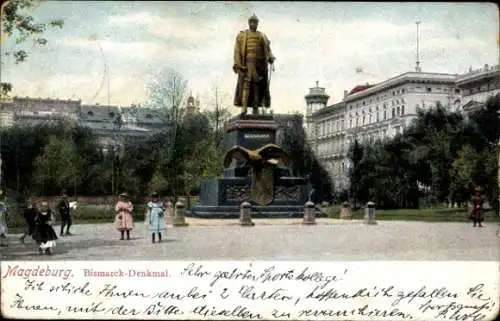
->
248, 13, 259, 31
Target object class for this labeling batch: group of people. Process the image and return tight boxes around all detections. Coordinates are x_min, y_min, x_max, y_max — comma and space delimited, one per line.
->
0, 189, 174, 255
1, 190, 64, 253
16, 190, 74, 254
114, 191, 174, 244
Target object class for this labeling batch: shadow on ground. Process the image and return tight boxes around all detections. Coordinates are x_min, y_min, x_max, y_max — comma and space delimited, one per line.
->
0, 236, 136, 259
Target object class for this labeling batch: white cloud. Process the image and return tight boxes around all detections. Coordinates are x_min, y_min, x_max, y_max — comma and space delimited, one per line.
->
4, 3, 498, 114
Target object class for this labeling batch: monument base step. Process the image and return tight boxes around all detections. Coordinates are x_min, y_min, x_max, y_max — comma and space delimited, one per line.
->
187, 205, 326, 219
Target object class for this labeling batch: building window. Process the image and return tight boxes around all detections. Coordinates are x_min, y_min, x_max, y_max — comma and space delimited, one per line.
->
376, 112, 380, 122
455, 88, 460, 94
384, 110, 387, 120
426, 87, 432, 92
349, 119, 352, 128
402, 88, 405, 93
87, 111, 94, 116
109, 112, 115, 118
401, 105, 405, 115
362, 116, 365, 125
392, 108, 395, 118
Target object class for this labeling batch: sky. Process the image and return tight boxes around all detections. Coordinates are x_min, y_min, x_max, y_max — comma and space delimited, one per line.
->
1, 1, 498, 115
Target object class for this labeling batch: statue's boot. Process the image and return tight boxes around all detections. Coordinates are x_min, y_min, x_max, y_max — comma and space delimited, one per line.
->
252, 107, 259, 115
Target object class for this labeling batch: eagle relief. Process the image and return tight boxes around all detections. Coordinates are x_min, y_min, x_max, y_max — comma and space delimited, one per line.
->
223, 144, 290, 206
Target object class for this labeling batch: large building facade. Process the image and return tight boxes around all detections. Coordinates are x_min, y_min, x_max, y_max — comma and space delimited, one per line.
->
0, 96, 199, 148
305, 64, 499, 193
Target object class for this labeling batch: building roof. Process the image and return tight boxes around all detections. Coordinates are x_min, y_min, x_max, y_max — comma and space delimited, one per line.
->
455, 64, 499, 86
312, 101, 346, 118
343, 71, 457, 102
80, 105, 121, 122
121, 107, 167, 124
347, 84, 374, 95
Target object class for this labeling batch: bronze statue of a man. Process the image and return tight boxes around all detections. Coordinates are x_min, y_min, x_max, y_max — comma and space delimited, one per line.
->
233, 14, 275, 116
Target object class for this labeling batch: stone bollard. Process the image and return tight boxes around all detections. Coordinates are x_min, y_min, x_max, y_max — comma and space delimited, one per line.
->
302, 201, 316, 225
173, 200, 189, 227
340, 202, 352, 219
164, 201, 174, 225
240, 202, 255, 226
363, 201, 377, 225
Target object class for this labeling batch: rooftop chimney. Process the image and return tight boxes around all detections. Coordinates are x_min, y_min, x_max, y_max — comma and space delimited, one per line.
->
484, 64, 489, 70
344, 90, 348, 97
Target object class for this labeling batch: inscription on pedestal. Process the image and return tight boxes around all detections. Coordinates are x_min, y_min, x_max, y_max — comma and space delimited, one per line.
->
244, 133, 272, 139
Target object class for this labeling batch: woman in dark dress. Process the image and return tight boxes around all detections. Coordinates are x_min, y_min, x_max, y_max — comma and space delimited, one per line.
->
33, 201, 58, 255
470, 187, 485, 228
19, 198, 38, 244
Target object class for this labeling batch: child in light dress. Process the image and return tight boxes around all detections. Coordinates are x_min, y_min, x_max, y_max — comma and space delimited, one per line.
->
114, 192, 134, 240
144, 192, 166, 243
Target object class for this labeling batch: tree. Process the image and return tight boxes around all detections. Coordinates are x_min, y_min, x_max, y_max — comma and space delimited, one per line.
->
145, 68, 188, 123
203, 85, 233, 149
32, 135, 79, 195
281, 114, 334, 203
347, 138, 363, 207
1, 0, 64, 97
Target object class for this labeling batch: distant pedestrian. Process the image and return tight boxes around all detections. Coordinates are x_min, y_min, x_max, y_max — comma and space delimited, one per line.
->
57, 190, 72, 236
114, 192, 134, 240
145, 192, 165, 243
164, 197, 174, 221
0, 191, 8, 247
19, 198, 38, 244
33, 201, 58, 255
470, 187, 485, 228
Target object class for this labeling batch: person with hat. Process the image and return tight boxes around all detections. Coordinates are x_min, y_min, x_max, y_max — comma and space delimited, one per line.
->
470, 187, 485, 227
144, 192, 166, 243
114, 192, 134, 240
19, 197, 39, 244
57, 190, 73, 236
233, 13, 275, 116
0, 190, 8, 247
32, 201, 58, 255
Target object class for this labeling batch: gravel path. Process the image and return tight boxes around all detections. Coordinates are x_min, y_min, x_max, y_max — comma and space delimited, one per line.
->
1, 219, 498, 261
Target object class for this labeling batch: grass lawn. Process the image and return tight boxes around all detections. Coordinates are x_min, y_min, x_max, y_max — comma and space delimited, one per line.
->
322, 205, 500, 222
5, 204, 499, 233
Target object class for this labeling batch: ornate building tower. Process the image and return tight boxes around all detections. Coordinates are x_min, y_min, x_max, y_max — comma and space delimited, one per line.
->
304, 81, 330, 150
184, 94, 196, 120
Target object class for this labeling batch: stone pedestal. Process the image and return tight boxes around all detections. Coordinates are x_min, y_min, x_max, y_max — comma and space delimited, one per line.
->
364, 201, 377, 225
173, 201, 189, 227
188, 114, 325, 219
239, 202, 255, 226
340, 202, 352, 219
302, 201, 316, 225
